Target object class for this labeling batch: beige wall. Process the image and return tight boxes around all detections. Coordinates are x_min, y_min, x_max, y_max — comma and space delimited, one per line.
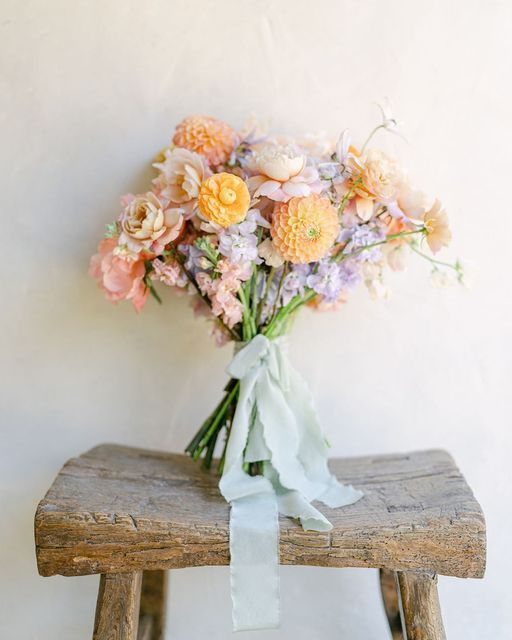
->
1, 0, 511, 637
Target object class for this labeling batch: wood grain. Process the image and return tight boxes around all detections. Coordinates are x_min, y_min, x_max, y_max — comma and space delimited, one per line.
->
93, 572, 142, 640
35, 444, 486, 579
397, 571, 447, 640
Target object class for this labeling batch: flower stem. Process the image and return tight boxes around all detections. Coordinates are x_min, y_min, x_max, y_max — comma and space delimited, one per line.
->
256, 266, 275, 328
360, 124, 386, 154
333, 228, 425, 263
409, 243, 460, 271
193, 380, 240, 460
267, 262, 288, 328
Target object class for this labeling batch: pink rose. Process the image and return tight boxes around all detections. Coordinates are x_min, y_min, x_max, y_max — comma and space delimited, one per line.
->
89, 237, 149, 312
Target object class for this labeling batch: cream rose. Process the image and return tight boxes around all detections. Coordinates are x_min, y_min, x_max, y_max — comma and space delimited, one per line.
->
119, 192, 183, 253
153, 147, 208, 204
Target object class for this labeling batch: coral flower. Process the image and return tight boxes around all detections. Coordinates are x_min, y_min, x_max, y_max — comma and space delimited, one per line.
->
423, 200, 451, 253
271, 194, 340, 264
89, 237, 149, 312
198, 172, 250, 227
173, 115, 238, 166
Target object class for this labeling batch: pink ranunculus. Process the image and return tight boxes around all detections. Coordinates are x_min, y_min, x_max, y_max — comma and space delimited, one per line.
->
89, 236, 149, 312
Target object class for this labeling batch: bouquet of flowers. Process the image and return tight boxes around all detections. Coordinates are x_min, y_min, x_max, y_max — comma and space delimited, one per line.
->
90, 106, 462, 630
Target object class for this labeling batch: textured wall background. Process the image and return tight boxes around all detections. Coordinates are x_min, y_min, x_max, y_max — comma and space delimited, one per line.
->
1, 0, 511, 638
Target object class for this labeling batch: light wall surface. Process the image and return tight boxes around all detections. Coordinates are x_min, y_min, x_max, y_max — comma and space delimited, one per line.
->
1, 1, 511, 638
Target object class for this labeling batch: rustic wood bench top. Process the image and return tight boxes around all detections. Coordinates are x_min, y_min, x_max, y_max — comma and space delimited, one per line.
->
35, 444, 486, 580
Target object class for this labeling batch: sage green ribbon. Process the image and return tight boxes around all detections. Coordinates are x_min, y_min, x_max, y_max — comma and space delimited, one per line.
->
219, 334, 363, 631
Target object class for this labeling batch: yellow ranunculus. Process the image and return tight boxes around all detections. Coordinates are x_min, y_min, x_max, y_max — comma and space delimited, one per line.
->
198, 172, 250, 227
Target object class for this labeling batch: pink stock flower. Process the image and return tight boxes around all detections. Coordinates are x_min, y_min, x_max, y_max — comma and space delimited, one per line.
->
216, 258, 252, 283
89, 237, 149, 312
151, 258, 188, 288
195, 264, 245, 329
209, 323, 231, 347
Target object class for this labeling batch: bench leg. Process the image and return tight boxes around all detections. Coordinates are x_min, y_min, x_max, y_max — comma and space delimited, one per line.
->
137, 570, 168, 640
379, 569, 403, 639
396, 571, 447, 640
93, 572, 142, 640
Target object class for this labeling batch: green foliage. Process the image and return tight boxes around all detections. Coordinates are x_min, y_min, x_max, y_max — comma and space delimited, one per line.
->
104, 222, 119, 238
195, 236, 220, 266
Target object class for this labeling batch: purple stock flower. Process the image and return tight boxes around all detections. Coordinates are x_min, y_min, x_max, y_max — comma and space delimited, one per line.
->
306, 261, 345, 303
282, 264, 310, 305
178, 244, 204, 273
219, 232, 260, 264
341, 224, 386, 263
338, 259, 362, 291
218, 210, 268, 264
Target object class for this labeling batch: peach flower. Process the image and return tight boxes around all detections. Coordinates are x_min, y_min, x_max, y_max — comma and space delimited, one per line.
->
423, 200, 451, 253
356, 149, 404, 204
271, 194, 340, 264
173, 115, 238, 165
119, 192, 184, 254
89, 237, 148, 312
397, 184, 428, 219
198, 172, 250, 227
152, 147, 209, 209
257, 237, 285, 268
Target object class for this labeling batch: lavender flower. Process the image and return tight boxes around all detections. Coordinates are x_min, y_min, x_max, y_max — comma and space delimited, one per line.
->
178, 244, 204, 274
306, 261, 344, 303
307, 260, 362, 303
218, 209, 268, 265
341, 224, 386, 263
219, 232, 260, 264
256, 268, 283, 323
338, 259, 362, 291
282, 265, 310, 305
235, 208, 270, 236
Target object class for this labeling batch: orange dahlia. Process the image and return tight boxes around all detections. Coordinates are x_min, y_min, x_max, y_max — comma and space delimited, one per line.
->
173, 115, 238, 165
271, 194, 339, 264
198, 172, 250, 227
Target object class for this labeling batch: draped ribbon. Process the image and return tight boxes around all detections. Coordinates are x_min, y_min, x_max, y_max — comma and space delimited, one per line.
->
219, 334, 363, 631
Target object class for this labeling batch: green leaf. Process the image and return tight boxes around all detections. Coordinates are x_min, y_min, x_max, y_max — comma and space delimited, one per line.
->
104, 222, 119, 238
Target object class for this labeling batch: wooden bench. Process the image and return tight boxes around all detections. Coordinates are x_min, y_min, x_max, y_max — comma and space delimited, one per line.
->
34, 444, 486, 639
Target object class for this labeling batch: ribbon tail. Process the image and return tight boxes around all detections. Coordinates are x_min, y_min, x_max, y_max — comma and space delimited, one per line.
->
230, 493, 280, 631
277, 489, 333, 532
285, 364, 364, 508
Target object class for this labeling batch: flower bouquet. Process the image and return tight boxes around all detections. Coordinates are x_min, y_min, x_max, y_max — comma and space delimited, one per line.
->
90, 107, 462, 630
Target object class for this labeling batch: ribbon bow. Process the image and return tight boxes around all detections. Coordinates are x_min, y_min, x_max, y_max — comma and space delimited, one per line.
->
219, 335, 363, 631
